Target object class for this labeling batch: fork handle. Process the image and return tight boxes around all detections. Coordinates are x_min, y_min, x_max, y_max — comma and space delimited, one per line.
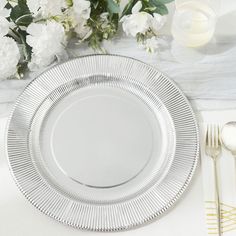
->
213, 158, 221, 236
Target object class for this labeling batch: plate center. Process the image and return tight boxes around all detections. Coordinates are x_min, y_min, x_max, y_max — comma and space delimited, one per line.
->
50, 87, 154, 188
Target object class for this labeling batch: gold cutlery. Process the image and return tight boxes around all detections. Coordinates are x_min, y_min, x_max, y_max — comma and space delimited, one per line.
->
205, 124, 222, 236
206, 201, 236, 234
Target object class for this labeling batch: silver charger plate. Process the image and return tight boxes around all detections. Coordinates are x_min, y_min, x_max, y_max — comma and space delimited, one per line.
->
7, 55, 199, 231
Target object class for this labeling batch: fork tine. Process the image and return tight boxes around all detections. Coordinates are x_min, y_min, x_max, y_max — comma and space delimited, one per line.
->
208, 124, 212, 147
215, 124, 219, 148
214, 124, 217, 148
206, 125, 209, 146
218, 125, 221, 146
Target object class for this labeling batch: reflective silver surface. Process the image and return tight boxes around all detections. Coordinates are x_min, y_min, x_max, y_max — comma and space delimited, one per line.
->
7, 55, 199, 231
221, 122, 236, 157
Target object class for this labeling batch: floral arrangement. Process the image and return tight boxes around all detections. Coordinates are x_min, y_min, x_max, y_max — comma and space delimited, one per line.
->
0, 0, 173, 80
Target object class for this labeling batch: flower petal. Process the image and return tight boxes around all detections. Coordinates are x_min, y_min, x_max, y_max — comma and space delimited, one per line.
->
0, 36, 20, 80
0, 16, 9, 37
131, 1, 142, 14
0, 0, 7, 10
152, 13, 166, 34
0, 8, 11, 17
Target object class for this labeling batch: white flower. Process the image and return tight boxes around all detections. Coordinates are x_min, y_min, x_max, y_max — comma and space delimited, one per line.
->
27, 0, 40, 15
151, 13, 166, 34
131, 0, 142, 14
121, 1, 167, 37
0, 0, 10, 17
0, 0, 6, 9
121, 1, 152, 37
74, 20, 92, 39
0, 36, 20, 80
0, 16, 9, 36
69, 0, 91, 39
73, 0, 91, 20
144, 36, 159, 53
26, 21, 67, 70
121, 13, 152, 37
0, 0, 11, 37
27, 0, 66, 17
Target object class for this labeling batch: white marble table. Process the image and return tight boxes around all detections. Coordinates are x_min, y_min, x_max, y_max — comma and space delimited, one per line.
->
1, 1, 236, 236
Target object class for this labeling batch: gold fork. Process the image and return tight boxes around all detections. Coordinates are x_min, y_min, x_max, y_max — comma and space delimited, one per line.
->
205, 124, 222, 236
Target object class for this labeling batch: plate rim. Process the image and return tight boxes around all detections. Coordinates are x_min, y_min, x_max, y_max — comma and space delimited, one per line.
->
5, 54, 199, 231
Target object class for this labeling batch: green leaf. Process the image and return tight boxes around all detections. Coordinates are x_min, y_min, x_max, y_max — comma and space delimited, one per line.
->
91, 0, 99, 9
18, 0, 28, 7
17, 28, 32, 62
156, 0, 174, 4
66, 0, 73, 7
154, 3, 168, 15
149, 0, 169, 15
121, 0, 137, 17
10, 0, 32, 25
107, 0, 120, 14
10, 6, 23, 22
15, 14, 33, 26
144, 7, 157, 12
7, 28, 21, 43
112, 13, 119, 30
5, 2, 13, 10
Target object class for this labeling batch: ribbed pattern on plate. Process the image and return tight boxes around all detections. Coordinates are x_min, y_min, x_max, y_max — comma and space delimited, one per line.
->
7, 55, 199, 231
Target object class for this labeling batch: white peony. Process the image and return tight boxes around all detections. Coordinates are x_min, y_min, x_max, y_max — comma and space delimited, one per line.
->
27, 0, 41, 15
70, 0, 91, 39
26, 21, 67, 70
0, 36, 20, 80
151, 13, 166, 34
73, 0, 91, 20
0, 16, 9, 36
27, 0, 66, 17
0, 0, 11, 37
121, 1, 167, 37
0, 0, 10, 17
0, 0, 6, 9
121, 1, 153, 37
